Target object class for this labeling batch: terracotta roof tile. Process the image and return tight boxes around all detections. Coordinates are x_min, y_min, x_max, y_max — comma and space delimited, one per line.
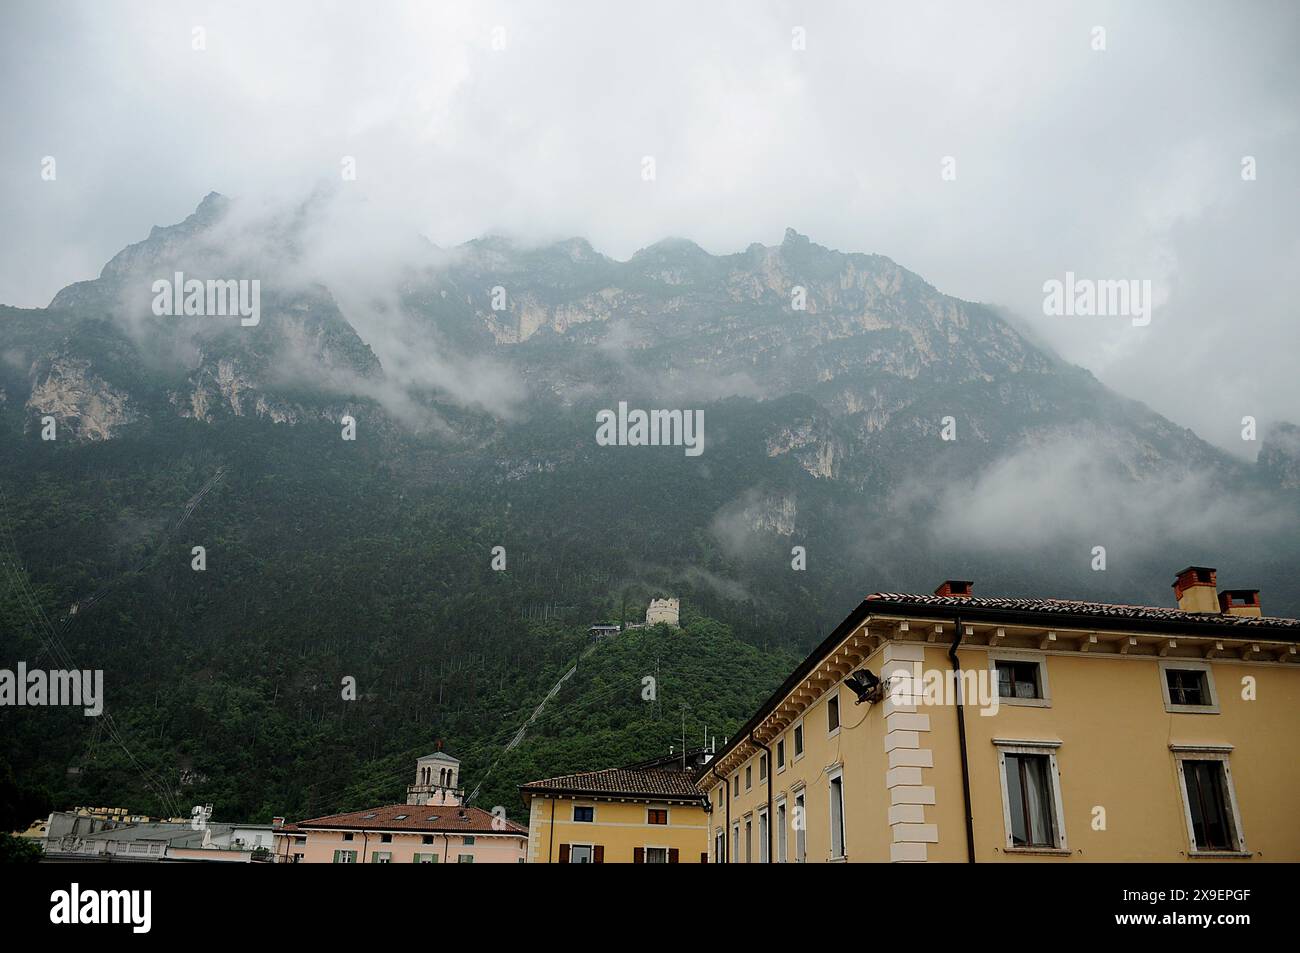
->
521, 768, 706, 801
293, 803, 526, 835
866, 593, 1300, 630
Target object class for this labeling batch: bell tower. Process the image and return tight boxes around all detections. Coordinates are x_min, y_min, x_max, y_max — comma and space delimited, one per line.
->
406, 747, 463, 806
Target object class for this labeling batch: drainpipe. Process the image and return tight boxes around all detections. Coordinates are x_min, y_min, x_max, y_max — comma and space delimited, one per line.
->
749, 729, 774, 863
711, 764, 731, 862
948, 614, 975, 863
361, 831, 369, 865
442, 832, 451, 863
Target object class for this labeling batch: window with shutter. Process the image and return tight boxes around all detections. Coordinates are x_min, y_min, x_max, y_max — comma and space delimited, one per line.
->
593, 845, 605, 863
633, 847, 645, 863
668, 848, 679, 863
558, 843, 570, 863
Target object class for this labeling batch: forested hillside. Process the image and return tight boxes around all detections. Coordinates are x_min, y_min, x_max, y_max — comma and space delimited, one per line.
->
3, 195, 1298, 828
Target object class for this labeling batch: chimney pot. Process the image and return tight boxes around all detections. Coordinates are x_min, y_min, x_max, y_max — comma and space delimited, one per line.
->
934, 580, 974, 598
1218, 589, 1262, 618
1173, 566, 1218, 613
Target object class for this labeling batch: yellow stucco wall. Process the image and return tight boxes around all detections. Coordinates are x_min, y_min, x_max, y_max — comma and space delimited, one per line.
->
703, 630, 1300, 863
925, 645, 1300, 862
705, 679, 892, 864
526, 797, 708, 863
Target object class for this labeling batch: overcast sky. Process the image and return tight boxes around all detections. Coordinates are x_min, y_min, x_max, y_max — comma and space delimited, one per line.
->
1, 0, 1296, 454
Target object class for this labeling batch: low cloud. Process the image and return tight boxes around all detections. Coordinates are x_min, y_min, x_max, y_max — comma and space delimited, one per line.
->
926, 435, 1277, 554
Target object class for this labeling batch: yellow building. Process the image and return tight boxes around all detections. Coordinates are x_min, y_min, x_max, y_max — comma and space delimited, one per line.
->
699, 568, 1300, 863
520, 768, 709, 863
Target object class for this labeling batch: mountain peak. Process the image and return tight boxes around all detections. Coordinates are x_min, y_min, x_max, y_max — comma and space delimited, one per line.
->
191, 191, 230, 224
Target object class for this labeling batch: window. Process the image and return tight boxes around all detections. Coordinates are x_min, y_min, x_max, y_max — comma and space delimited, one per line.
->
457, 854, 474, 863
996, 661, 1042, 699
647, 808, 668, 825
759, 809, 770, 863
573, 805, 594, 823
462, 836, 476, 846
413, 853, 438, 863
568, 844, 593, 863
829, 769, 846, 859
342, 832, 354, 842
996, 742, 1067, 852
733, 775, 740, 797
744, 817, 753, 863
794, 792, 806, 863
714, 829, 725, 863
776, 800, 788, 863
1174, 748, 1245, 854
1167, 669, 1208, 706
1160, 661, 1219, 713
745, 765, 752, 790
776, 739, 786, 770
421, 835, 434, 845
759, 754, 768, 780
990, 652, 1051, 707
645, 847, 668, 864
332, 849, 357, 864
794, 722, 804, 758
827, 694, 840, 733
731, 823, 739, 861
371, 851, 392, 863
380, 833, 392, 843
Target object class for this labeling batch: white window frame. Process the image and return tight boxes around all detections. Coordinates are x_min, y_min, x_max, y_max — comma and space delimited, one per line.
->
1171, 745, 1248, 856
332, 849, 357, 864
776, 737, 786, 773
744, 814, 753, 863
775, 796, 788, 863
827, 765, 846, 860
758, 807, 770, 863
745, 764, 752, 791
989, 649, 1052, 708
793, 720, 805, 762
572, 802, 597, 823
994, 739, 1069, 854
793, 788, 807, 863
714, 828, 725, 864
731, 821, 740, 861
371, 850, 392, 864
643, 845, 670, 864
827, 690, 842, 738
568, 843, 595, 864
1159, 660, 1221, 715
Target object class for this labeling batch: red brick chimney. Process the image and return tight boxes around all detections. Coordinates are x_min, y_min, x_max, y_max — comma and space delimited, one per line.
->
1172, 566, 1218, 613
1218, 589, 1261, 618
934, 580, 973, 597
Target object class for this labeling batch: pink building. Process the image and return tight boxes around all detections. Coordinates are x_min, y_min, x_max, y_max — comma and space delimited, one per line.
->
275, 751, 527, 863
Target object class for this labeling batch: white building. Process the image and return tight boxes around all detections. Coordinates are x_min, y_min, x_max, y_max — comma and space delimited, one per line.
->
646, 598, 680, 627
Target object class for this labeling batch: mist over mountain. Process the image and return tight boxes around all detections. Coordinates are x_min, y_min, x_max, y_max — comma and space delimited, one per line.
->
6, 192, 1298, 604
2, 193, 1297, 818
